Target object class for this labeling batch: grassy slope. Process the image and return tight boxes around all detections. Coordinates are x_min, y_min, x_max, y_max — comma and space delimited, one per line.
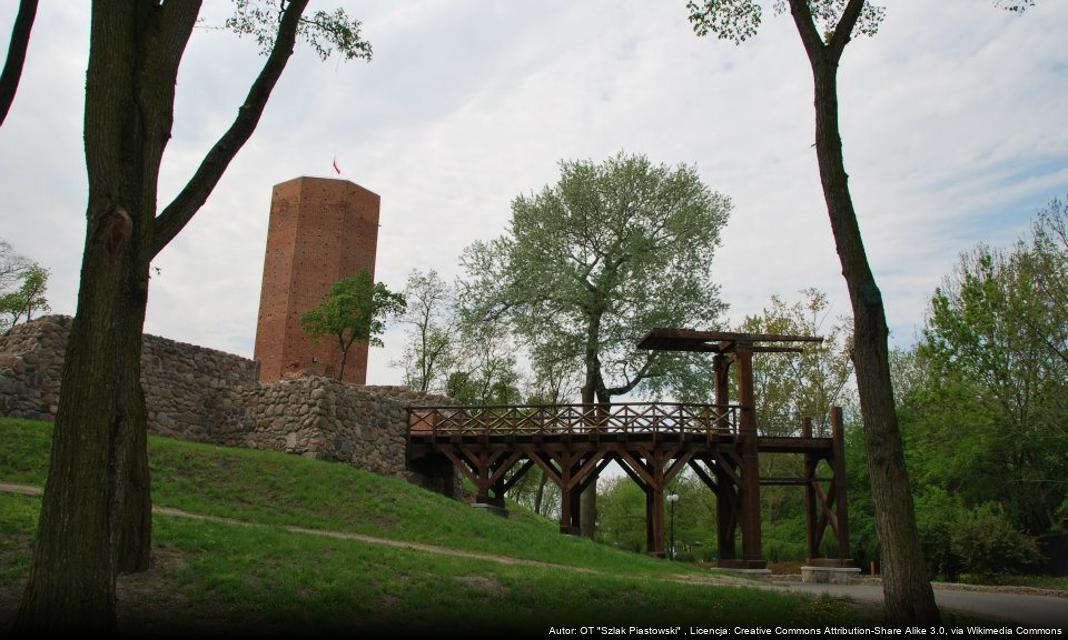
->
0, 418, 880, 632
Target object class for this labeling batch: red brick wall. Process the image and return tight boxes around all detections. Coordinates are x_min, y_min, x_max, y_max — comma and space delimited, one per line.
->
254, 177, 380, 384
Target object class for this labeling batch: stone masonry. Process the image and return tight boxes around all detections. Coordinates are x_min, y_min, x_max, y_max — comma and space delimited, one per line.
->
0, 316, 457, 497
254, 177, 380, 385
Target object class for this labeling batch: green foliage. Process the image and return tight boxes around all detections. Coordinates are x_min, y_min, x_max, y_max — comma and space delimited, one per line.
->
460, 152, 731, 403
916, 234, 1067, 534
0, 239, 48, 334
226, 0, 373, 61
301, 269, 405, 379
686, 0, 884, 46
735, 288, 853, 435
596, 473, 717, 559
950, 504, 1043, 579
396, 269, 457, 393
444, 314, 521, 406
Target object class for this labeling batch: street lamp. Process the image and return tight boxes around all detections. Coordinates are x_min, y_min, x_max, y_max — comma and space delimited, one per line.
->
666, 493, 680, 560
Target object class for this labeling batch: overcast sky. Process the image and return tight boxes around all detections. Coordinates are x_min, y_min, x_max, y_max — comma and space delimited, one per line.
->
1, 1, 1066, 389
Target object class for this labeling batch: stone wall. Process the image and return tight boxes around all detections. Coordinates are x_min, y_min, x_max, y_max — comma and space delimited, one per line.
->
0, 316, 457, 497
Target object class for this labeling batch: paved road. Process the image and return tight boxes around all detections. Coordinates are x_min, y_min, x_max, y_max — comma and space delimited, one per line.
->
764, 582, 1068, 628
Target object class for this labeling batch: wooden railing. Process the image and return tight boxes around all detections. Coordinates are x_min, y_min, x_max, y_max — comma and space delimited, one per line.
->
407, 402, 742, 438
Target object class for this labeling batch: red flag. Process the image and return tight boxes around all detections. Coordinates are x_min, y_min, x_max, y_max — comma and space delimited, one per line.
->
332, 156, 341, 175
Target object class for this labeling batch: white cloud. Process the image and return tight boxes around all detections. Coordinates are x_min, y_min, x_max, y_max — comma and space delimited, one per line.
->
1, 0, 1066, 389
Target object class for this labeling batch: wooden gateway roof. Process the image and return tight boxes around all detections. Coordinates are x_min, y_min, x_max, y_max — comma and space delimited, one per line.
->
636, 327, 823, 354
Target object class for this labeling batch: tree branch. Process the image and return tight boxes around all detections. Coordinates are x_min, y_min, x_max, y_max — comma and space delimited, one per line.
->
604, 352, 657, 397
786, 0, 826, 62
827, 0, 866, 62
151, 0, 309, 257
0, 0, 38, 127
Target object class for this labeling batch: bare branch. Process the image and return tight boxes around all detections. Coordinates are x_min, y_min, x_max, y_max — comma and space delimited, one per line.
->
151, 0, 308, 257
0, 0, 38, 127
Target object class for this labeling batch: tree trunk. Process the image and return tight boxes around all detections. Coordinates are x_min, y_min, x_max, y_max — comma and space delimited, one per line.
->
533, 470, 548, 516
578, 313, 605, 538
338, 337, 349, 381
809, 59, 940, 625
14, 3, 199, 631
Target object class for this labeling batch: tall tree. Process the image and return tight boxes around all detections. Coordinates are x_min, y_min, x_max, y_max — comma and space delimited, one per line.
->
301, 270, 406, 381
396, 268, 457, 393
0, 0, 37, 127
14, 1, 370, 632
920, 242, 1068, 533
460, 152, 731, 537
686, 0, 939, 623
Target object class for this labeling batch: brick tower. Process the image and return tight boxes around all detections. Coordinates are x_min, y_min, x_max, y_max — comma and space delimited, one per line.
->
254, 177, 380, 384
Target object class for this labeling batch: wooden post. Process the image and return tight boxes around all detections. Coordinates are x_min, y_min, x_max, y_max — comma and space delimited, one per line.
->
648, 484, 665, 557
714, 464, 736, 561
831, 406, 850, 561
713, 353, 730, 430
802, 416, 819, 560
735, 341, 764, 567
569, 484, 583, 532
559, 482, 574, 534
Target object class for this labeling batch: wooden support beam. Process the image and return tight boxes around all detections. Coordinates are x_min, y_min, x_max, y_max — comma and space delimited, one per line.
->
711, 451, 741, 488
831, 406, 851, 561
566, 450, 607, 491
500, 458, 535, 495
488, 450, 525, 487
803, 416, 819, 560
612, 446, 656, 487
575, 456, 613, 495
664, 449, 695, 484
688, 459, 718, 492
441, 448, 480, 487
735, 341, 764, 565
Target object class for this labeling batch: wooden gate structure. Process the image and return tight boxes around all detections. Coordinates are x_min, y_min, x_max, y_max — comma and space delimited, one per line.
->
407, 329, 852, 570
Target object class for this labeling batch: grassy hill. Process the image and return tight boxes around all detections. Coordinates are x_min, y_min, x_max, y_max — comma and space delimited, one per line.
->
0, 417, 878, 634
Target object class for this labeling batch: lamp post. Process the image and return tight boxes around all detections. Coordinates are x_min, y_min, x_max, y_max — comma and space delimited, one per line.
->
667, 493, 680, 560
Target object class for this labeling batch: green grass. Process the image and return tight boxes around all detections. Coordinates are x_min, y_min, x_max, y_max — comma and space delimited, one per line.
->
0, 493, 873, 634
0, 417, 703, 577
0, 417, 890, 631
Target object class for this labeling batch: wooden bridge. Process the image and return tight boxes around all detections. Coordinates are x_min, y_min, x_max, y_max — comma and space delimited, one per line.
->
406, 329, 852, 570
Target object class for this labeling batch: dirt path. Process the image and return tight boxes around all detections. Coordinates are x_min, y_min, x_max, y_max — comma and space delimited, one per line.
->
11, 480, 1061, 627
0, 481, 751, 589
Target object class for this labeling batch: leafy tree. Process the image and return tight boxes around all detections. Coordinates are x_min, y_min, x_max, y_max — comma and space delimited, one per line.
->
738, 288, 853, 437
396, 269, 457, 393
445, 315, 521, 406
15, 2, 371, 632
0, 239, 49, 334
686, 0, 939, 623
597, 472, 716, 559
301, 270, 406, 381
1016, 197, 1068, 366
0, 237, 31, 291
0, 0, 37, 127
0, 263, 48, 334
460, 151, 731, 536
918, 243, 1067, 534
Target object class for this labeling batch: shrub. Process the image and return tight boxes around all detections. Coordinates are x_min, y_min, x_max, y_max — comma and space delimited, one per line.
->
950, 504, 1043, 578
